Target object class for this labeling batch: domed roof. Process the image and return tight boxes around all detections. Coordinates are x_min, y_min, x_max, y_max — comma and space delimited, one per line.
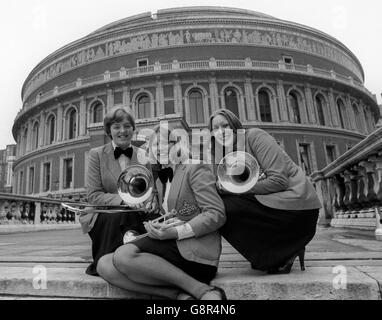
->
89, 6, 279, 36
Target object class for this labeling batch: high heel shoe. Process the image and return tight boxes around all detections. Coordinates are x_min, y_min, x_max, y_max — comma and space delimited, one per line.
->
267, 248, 305, 274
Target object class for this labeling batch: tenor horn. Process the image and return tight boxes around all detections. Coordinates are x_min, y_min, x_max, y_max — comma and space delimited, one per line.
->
217, 151, 260, 194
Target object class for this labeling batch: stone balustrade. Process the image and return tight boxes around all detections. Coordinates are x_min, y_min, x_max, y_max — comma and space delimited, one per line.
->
0, 193, 84, 226
17, 58, 375, 120
312, 127, 382, 240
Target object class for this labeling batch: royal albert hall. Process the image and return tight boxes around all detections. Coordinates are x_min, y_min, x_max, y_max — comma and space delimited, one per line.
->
12, 7, 379, 200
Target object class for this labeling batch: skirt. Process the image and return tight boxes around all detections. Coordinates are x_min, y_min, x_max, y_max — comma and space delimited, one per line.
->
131, 237, 217, 284
220, 194, 319, 271
86, 211, 158, 276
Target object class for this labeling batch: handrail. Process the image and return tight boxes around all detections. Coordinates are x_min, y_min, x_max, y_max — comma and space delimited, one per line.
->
18, 58, 375, 119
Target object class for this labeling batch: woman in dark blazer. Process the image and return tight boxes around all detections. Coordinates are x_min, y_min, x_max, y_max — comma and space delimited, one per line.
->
96, 124, 227, 300
209, 109, 322, 274
83, 106, 157, 276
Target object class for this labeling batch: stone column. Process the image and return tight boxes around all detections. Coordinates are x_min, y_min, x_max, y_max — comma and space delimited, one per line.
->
209, 77, 219, 113
107, 89, 114, 112
56, 103, 63, 142
38, 112, 46, 147
304, 84, 316, 124
79, 96, 87, 136
244, 78, 256, 120
346, 94, 357, 131
156, 79, 164, 117
25, 121, 33, 152
328, 89, 339, 128
276, 80, 288, 122
173, 78, 183, 116
359, 102, 369, 134
122, 85, 131, 113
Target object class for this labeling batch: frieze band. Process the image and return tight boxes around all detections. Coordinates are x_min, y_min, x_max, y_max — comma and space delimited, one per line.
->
24, 27, 362, 100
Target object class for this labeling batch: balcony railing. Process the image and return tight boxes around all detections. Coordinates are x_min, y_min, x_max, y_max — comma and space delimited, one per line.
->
312, 127, 382, 240
18, 58, 375, 120
0, 193, 85, 226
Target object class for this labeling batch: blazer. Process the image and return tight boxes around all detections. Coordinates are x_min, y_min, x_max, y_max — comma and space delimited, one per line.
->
244, 128, 322, 211
158, 163, 226, 267
81, 143, 143, 234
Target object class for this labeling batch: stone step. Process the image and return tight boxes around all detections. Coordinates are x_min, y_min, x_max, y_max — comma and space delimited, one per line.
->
0, 265, 381, 300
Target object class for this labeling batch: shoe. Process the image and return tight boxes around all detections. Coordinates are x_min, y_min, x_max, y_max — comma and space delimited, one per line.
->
123, 230, 140, 244
199, 286, 227, 300
267, 248, 306, 275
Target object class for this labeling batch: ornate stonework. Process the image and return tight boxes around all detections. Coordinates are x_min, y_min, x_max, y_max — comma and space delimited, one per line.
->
24, 25, 362, 100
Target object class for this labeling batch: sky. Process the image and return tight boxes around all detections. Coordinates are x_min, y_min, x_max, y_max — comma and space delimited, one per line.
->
0, 0, 381, 150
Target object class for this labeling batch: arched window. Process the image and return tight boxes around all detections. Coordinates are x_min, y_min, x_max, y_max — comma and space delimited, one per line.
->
67, 108, 77, 139
92, 102, 103, 123
258, 90, 272, 122
337, 100, 346, 129
224, 88, 239, 117
315, 95, 326, 126
189, 90, 204, 124
288, 92, 301, 123
32, 122, 39, 150
352, 104, 363, 132
137, 95, 151, 119
47, 115, 55, 145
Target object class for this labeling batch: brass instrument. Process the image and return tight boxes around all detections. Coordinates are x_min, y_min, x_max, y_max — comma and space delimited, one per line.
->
217, 151, 260, 194
124, 209, 184, 243
61, 164, 155, 214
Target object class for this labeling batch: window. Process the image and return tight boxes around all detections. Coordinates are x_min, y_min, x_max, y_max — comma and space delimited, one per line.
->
92, 102, 103, 123
47, 115, 55, 144
189, 90, 204, 124
28, 167, 34, 194
224, 88, 239, 117
283, 55, 294, 64
63, 158, 73, 189
67, 108, 77, 139
137, 95, 151, 119
337, 100, 346, 129
315, 96, 326, 126
258, 90, 272, 122
289, 92, 301, 123
32, 122, 39, 150
137, 58, 148, 67
298, 144, 313, 175
352, 104, 362, 132
43, 162, 51, 192
325, 145, 336, 164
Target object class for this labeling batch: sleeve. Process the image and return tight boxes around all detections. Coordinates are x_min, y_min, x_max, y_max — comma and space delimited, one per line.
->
86, 148, 123, 205
175, 222, 195, 240
187, 164, 226, 237
247, 129, 289, 195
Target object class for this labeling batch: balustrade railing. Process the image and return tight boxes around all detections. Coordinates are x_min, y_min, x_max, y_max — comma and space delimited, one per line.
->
0, 193, 85, 226
312, 127, 382, 240
18, 58, 375, 120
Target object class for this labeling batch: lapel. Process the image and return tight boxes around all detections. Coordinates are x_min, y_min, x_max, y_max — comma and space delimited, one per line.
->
167, 164, 186, 211
155, 178, 164, 205
104, 143, 122, 182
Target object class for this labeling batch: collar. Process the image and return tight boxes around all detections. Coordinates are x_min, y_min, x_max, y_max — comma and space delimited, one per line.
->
111, 140, 132, 150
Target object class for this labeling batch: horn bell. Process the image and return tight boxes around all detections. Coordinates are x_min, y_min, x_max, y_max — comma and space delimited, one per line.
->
217, 151, 260, 194
118, 165, 154, 206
